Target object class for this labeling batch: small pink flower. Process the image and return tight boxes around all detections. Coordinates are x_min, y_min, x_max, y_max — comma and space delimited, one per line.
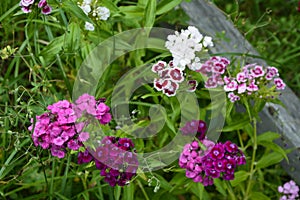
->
274, 78, 286, 90
38, 0, 47, 8
236, 72, 247, 83
79, 132, 89, 142
228, 92, 240, 102
246, 80, 259, 92
250, 65, 265, 77
224, 80, 238, 92
237, 83, 247, 94
212, 62, 226, 74
205, 77, 217, 88
21, 6, 32, 13
20, 0, 35, 7
41, 4, 52, 15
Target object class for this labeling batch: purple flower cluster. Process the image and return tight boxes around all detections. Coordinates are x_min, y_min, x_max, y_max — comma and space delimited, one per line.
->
180, 120, 207, 140
28, 94, 111, 158
278, 180, 299, 200
19, 0, 52, 14
197, 56, 230, 88
152, 61, 198, 96
78, 136, 138, 187
179, 139, 246, 186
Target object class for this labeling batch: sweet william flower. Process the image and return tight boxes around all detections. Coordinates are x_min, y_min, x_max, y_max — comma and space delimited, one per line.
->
20, 0, 34, 7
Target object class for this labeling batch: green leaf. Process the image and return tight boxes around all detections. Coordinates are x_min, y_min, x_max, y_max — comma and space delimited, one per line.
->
230, 171, 249, 187
65, 22, 81, 52
258, 141, 288, 162
123, 184, 134, 200
249, 192, 271, 200
39, 35, 64, 64
144, 0, 157, 28
256, 151, 284, 169
62, 0, 92, 23
257, 131, 280, 143
114, 186, 121, 200
156, 0, 182, 15
221, 118, 250, 132
214, 179, 227, 196
254, 98, 266, 113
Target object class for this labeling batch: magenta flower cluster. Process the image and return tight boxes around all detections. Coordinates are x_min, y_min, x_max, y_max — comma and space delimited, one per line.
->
78, 136, 139, 187
19, 0, 52, 14
179, 139, 246, 186
28, 94, 111, 158
278, 180, 299, 200
197, 56, 230, 89
152, 61, 198, 96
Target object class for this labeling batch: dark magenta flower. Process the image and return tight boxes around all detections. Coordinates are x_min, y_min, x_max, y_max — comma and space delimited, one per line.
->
179, 139, 246, 186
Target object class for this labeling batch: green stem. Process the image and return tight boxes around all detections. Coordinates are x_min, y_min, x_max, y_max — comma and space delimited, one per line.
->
61, 153, 71, 195
226, 181, 237, 200
244, 118, 257, 199
49, 158, 56, 200
237, 130, 244, 149
137, 180, 150, 200
96, 179, 104, 200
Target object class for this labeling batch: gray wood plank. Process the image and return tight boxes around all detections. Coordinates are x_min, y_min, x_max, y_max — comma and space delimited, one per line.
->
181, 0, 300, 183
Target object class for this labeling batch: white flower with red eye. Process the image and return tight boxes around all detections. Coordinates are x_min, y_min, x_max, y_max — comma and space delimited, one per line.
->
153, 78, 170, 91
163, 81, 179, 97
169, 68, 184, 83
151, 61, 167, 73
187, 80, 198, 92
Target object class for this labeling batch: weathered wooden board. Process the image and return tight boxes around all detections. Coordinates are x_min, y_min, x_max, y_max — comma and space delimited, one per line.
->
181, 0, 300, 183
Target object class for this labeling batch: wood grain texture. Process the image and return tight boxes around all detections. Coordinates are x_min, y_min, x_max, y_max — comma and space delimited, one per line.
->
181, 0, 300, 183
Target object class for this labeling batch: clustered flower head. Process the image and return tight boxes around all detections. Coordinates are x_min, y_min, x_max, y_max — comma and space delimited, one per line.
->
196, 59, 286, 102
20, 0, 52, 14
28, 93, 111, 158
278, 180, 299, 200
196, 56, 230, 88
179, 138, 246, 186
152, 60, 199, 96
165, 26, 213, 69
180, 119, 207, 140
77, 0, 110, 31
222, 64, 286, 102
78, 136, 139, 187
152, 26, 213, 96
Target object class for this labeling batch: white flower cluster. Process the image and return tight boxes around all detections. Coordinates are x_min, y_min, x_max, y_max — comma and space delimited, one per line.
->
78, 0, 110, 31
165, 26, 213, 70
